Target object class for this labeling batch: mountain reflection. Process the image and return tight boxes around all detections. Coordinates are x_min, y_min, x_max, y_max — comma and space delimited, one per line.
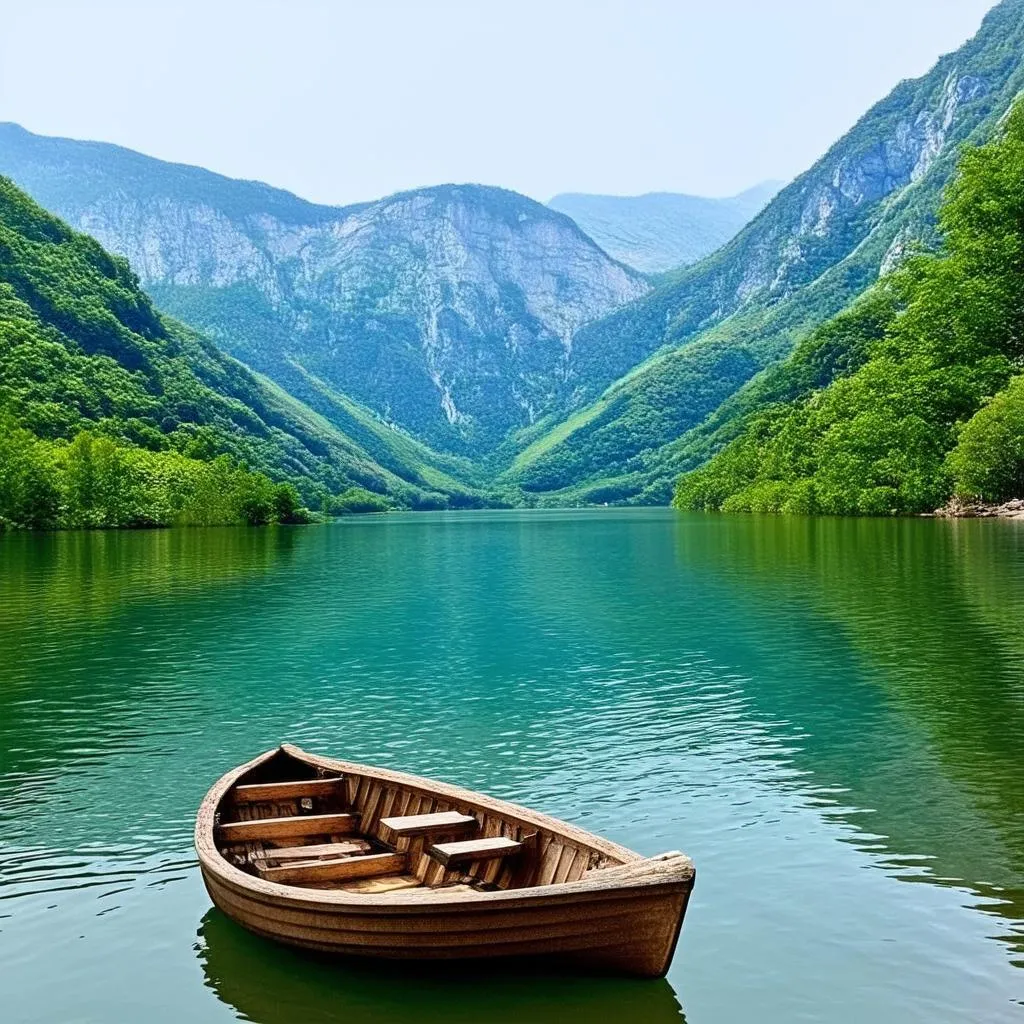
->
671, 513, 1024, 960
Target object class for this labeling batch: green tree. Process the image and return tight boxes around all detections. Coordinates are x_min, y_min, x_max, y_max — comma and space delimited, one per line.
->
948, 374, 1024, 501
330, 487, 392, 514
272, 483, 309, 524
62, 431, 142, 527
0, 415, 60, 528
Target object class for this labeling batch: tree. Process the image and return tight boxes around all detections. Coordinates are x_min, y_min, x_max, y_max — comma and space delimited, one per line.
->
675, 98, 1024, 516
948, 374, 1024, 501
272, 483, 309, 524
0, 415, 59, 528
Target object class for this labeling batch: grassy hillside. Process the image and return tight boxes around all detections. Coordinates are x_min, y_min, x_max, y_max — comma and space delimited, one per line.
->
675, 100, 1024, 515
144, 280, 490, 504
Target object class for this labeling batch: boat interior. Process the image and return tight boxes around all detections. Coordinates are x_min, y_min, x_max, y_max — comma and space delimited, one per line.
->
215, 749, 621, 896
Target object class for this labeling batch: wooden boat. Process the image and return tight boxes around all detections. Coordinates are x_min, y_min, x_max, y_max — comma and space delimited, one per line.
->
195, 744, 695, 978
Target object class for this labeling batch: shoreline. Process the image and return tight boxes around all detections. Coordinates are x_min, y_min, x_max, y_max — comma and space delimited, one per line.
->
934, 498, 1024, 520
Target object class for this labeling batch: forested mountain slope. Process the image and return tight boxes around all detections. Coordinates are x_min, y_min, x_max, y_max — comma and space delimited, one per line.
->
0, 125, 648, 458
5, 2, 1021, 513
547, 183, 780, 273
507, 0, 1024, 504
0, 176, 485, 527
674, 100, 1024, 515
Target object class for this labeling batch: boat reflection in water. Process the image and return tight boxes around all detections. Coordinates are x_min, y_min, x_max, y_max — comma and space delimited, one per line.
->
196, 909, 687, 1024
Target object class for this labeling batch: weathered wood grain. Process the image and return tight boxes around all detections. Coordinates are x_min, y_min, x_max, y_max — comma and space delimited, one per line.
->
216, 812, 360, 841
254, 840, 372, 863
379, 810, 478, 838
430, 837, 522, 868
255, 852, 406, 885
195, 745, 695, 978
338, 874, 424, 895
233, 778, 345, 803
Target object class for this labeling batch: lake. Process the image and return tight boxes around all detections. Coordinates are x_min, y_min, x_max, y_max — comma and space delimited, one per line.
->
1, 509, 1023, 1022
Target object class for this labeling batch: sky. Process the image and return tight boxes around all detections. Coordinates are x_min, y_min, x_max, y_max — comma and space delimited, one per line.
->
0, 0, 1000, 207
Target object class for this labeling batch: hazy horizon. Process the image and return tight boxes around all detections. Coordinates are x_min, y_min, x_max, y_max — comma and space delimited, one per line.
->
0, 0, 999, 207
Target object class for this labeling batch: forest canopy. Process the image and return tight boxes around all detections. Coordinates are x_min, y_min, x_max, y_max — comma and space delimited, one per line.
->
0, 417, 308, 529
674, 100, 1024, 516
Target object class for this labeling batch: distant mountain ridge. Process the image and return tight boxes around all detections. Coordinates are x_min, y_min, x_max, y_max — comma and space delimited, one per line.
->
547, 183, 781, 273
0, 123, 648, 458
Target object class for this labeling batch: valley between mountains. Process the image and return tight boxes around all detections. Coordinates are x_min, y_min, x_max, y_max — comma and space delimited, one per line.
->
1, 0, 1023, 523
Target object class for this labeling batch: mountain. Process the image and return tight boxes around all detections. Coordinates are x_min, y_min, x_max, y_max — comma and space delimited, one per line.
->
675, 98, 1024, 515
0, 173, 491, 521
0, 124, 648, 459
547, 183, 781, 274
5, 1, 1019, 514
505, 0, 1024, 505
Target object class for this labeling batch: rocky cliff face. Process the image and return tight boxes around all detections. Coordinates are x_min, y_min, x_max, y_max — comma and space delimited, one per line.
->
0, 125, 648, 454
708, 69, 1001, 312
739, 69, 991, 300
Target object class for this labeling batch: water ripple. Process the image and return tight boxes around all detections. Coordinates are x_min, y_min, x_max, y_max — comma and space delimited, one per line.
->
1, 512, 1023, 1022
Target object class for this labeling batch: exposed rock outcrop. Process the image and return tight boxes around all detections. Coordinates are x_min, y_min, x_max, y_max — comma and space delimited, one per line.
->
934, 497, 1024, 520
738, 66, 993, 303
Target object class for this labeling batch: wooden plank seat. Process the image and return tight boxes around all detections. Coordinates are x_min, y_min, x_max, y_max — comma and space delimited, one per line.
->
429, 836, 523, 868
233, 777, 345, 803
253, 839, 372, 864
255, 851, 406, 885
379, 810, 478, 838
216, 812, 360, 842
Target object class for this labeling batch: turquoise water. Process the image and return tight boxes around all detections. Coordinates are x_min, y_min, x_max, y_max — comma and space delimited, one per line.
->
1, 509, 1023, 1022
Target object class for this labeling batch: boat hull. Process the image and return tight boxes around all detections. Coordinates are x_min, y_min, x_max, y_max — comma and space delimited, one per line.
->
196, 747, 694, 978
201, 864, 690, 977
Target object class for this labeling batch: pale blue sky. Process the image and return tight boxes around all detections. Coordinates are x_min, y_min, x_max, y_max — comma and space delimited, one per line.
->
0, 0, 999, 205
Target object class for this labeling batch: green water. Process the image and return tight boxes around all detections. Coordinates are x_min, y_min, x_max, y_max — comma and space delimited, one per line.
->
1, 509, 1023, 1022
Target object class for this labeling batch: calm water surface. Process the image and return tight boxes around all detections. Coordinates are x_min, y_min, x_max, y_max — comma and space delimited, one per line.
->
1, 509, 1023, 1022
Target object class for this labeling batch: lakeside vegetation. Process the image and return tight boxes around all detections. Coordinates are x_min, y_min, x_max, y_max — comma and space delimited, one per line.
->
0, 418, 307, 529
0, 173, 313, 530
3, 7, 1024, 526
675, 100, 1024, 515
